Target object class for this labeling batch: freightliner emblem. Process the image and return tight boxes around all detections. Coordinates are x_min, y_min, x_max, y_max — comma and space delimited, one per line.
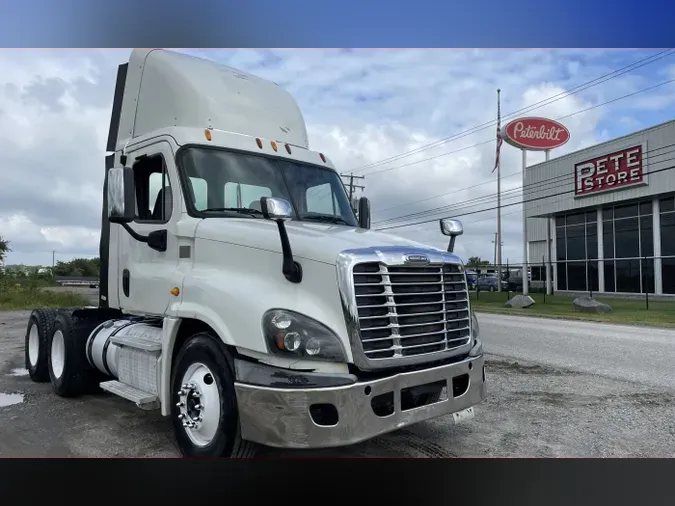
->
404, 254, 429, 264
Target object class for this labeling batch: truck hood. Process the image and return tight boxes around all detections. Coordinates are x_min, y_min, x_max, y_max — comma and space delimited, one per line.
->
194, 219, 457, 266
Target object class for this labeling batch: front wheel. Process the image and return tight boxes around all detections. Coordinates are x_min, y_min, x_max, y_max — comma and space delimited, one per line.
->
171, 333, 256, 457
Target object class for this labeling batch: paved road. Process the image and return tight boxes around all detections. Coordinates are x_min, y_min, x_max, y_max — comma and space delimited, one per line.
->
2, 307, 675, 457
478, 313, 675, 391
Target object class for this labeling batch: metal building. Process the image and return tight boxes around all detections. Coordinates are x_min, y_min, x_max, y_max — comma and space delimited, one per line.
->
525, 118, 675, 295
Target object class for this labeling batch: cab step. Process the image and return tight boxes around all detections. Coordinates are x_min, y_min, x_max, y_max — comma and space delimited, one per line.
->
100, 380, 159, 410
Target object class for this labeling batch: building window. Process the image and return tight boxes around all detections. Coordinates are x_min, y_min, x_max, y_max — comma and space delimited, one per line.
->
661, 212, 675, 257
589, 261, 599, 292
604, 261, 615, 292
556, 197, 658, 293
615, 259, 640, 293
554, 210, 597, 291
614, 217, 639, 258
661, 196, 675, 295
663, 258, 675, 295
557, 262, 567, 290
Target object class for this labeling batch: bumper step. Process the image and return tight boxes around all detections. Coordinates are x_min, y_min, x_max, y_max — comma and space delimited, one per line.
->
100, 380, 159, 410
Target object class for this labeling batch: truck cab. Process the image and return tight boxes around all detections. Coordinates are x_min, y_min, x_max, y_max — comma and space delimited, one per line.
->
25, 49, 486, 457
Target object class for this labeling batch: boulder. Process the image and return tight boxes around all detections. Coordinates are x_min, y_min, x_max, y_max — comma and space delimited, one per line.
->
505, 294, 535, 308
573, 296, 612, 313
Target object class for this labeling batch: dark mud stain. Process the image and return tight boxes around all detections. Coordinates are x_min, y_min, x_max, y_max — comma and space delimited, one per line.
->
511, 390, 675, 408
486, 359, 575, 376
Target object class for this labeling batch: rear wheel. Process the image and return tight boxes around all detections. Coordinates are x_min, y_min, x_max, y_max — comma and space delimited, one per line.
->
171, 333, 256, 457
25, 308, 59, 382
48, 310, 105, 397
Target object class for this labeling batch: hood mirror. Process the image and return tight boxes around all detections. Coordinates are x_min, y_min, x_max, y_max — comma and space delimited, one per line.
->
440, 218, 463, 253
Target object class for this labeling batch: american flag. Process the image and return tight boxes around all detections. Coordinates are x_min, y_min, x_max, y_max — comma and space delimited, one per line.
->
493, 89, 502, 174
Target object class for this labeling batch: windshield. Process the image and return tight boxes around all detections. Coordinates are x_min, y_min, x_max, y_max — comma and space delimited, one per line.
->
177, 147, 358, 227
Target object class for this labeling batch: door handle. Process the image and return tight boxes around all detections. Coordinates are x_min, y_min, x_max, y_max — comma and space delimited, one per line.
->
122, 269, 130, 298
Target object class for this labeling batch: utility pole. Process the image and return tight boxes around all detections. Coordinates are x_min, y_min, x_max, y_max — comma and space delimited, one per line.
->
52, 250, 55, 279
493, 233, 498, 266
340, 173, 365, 202
341, 173, 365, 215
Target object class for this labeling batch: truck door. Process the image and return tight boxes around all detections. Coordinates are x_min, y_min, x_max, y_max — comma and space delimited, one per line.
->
117, 141, 180, 315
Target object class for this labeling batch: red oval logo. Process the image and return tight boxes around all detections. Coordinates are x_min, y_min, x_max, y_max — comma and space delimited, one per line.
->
501, 117, 570, 151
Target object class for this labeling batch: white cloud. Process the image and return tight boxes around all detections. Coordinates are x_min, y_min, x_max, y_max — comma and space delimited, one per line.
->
1, 48, 674, 267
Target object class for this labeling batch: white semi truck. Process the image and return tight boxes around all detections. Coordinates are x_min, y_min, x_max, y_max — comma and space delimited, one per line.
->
23, 49, 486, 457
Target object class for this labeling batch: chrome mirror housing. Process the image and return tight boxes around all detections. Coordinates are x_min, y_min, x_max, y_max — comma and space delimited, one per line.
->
440, 218, 463, 253
107, 167, 136, 224
440, 218, 463, 237
260, 197, 293, 222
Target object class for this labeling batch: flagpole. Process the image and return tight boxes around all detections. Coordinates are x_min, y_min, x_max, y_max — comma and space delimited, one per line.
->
496, 89, 503, 291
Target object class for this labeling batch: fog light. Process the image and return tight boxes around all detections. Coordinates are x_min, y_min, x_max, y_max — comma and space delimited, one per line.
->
305, 338, 321, 356
283, 332, 301, 352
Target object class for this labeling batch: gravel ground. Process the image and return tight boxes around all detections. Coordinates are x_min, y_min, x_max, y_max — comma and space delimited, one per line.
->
2, 306, 675, 457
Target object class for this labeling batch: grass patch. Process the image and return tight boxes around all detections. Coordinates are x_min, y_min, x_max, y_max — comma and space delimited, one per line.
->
470, 291, 675, 328
0, 280, 90, 310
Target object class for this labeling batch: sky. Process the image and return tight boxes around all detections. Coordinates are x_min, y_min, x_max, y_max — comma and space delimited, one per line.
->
2, 48, 675, 267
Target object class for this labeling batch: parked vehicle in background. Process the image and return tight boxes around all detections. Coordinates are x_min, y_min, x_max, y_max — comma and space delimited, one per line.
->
476, 276, 508, 292
465, 270, 477, 290
507, 275, 523, 292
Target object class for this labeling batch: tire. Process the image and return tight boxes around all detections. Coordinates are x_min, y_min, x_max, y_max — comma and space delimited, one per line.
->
48, 310, 105, 397
171, 332, 256, 458
489, 286, 495, 292
25, 308, 59, 382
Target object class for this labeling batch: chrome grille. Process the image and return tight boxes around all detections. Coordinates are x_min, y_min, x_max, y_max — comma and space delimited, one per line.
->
352, 262, 471, 360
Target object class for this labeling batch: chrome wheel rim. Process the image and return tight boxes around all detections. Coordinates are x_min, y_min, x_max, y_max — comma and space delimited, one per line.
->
28, 324, 39, 367
176, 362, 221, 447
51, 330, 65, 379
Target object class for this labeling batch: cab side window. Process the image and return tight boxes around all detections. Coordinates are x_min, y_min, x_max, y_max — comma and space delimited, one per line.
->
133, 155, 173, 223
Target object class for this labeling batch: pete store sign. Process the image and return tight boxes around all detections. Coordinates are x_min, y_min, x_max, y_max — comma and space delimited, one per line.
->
574, 145, 645, 197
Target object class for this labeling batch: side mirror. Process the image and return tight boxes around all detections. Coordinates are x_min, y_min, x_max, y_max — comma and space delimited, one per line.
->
260, 197, 293, 222
107, 167, 136, 224
440, 218, 463, 253
358, 197, 371, 229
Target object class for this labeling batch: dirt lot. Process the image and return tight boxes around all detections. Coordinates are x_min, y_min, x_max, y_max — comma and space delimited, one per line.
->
2, 306, 675, 457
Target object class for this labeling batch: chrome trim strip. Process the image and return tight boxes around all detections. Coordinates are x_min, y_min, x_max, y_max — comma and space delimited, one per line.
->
336, 245, 472, 371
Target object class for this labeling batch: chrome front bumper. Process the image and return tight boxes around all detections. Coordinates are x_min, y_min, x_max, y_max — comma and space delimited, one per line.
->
234, 349, 486, 449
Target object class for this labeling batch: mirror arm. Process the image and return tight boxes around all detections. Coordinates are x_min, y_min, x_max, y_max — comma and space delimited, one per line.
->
276, 221, 303, 283
447, 236, 457, 253
120, 222, 148, 243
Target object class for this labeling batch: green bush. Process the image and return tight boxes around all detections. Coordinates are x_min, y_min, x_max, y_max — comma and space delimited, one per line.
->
0, 280, 90, 310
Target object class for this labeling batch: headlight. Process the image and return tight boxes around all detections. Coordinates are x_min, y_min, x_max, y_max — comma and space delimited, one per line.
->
262, 309, 347, 363
471, 311, 479, 340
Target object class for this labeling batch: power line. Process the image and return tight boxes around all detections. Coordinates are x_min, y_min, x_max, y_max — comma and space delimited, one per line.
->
350, 49, 675, 174
374, 143, 675, 225
374, 155, 675, 232
373, 144, 675, 227
360, 75, 675, 180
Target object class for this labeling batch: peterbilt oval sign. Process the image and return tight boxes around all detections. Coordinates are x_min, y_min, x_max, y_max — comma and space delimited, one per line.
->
501, 117, 570, 151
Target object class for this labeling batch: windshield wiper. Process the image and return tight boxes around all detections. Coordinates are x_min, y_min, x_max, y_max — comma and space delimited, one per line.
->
301, 215, 349, 225
201, 207, 263, 217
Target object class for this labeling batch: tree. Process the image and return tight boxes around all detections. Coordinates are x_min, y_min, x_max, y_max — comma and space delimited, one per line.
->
466, 256, 490, 269
53, 257, 100, 277
0, 236, 10, 264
